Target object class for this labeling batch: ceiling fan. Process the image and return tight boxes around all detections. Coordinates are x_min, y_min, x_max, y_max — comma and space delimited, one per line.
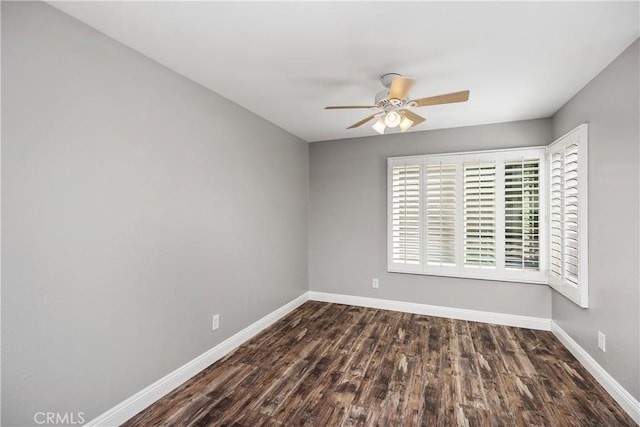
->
325, 73, 469, 134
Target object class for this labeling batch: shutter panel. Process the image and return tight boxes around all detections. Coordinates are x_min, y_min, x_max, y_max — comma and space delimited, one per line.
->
504, 159, 540, 270
550, 151, 563, 278
390, 164, 421, 266
425, 163, 456, 266
464, 161, 496, 268
549, 144, 579, 283
563, 143, 579, 285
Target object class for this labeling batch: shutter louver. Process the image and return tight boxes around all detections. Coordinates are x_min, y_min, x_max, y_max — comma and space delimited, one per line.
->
504, 159, 540, 271
425, 163, 456, 266
464, 161, 496, 268
391, 165, 421, 265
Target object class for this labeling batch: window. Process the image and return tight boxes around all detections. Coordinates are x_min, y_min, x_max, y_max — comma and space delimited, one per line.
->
387, 126, 588, 304
547, 124, 588, 307
388, 147, 547, 284
390, 162, 422, 270
463, 160, 497, 269
504, 158, 541, 272
425, 161, 457, 268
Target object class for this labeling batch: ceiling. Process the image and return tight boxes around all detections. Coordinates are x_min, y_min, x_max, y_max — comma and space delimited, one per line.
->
49, 1, 639, 143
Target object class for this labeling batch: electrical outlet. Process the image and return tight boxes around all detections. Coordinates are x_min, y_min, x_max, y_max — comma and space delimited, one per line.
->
372, 278, 379, 289
212, 314, 220, 331
598, 331, 606, 352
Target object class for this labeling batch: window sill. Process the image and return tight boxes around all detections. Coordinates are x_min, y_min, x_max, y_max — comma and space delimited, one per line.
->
387, 268, 548, 285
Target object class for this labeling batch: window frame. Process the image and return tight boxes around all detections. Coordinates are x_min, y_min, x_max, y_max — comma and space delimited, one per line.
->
387, 146, 547, 285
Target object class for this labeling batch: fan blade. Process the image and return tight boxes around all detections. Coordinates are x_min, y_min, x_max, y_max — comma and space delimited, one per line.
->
388, 76, 415, 101
347, 113, 378, 129
325, 105, 377, 110
401, 109, 426, 126
411, 90, 470, 107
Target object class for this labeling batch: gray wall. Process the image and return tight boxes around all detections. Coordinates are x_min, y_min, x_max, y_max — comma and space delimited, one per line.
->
1, 2, 308, 425
551, 39, 639, 399
309, 119, 552, 318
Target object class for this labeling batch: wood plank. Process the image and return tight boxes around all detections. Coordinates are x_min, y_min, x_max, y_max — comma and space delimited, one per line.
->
467, 322, 517, 427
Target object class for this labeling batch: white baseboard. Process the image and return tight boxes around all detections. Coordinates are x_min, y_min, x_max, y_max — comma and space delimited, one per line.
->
551, 321, 640, 424
85, 293, 309, 427
308, 291, 551, 331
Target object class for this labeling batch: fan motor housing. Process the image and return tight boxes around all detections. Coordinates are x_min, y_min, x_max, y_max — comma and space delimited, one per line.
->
374, 90, 392, 107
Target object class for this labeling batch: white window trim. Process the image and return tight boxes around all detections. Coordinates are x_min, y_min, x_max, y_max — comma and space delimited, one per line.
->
388, 146, 547, 285
546, 124, 589, 307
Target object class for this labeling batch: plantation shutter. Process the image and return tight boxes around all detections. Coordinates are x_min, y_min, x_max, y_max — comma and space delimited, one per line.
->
387, 146, 548, 284
504, 159, 540, 270
425, 162, 457, 267
463, 161, 496, 268
389, 161, 422, 270
547, 124, 588, 307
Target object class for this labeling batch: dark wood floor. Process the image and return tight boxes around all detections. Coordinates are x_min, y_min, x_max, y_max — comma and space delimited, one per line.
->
123, 301, 635, 426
